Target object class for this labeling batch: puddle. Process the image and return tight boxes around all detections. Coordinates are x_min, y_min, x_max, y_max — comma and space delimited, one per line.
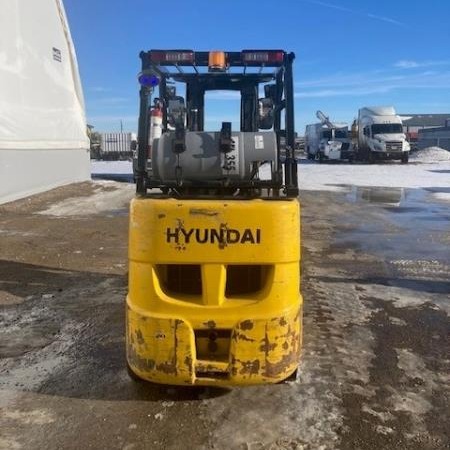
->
347, 186, 405, 206
338, 186, 450, 264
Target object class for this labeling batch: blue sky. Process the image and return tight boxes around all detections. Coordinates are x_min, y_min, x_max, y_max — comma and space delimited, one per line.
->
64, 0, 450, 134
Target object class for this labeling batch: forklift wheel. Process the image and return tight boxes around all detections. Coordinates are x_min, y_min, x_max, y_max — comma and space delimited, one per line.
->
278, 368, 298, 384
286, 368, 298, 382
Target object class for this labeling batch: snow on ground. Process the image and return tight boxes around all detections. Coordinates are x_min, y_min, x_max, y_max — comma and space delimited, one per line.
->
433, 192, 450, 202
410, 146, 450, 163
39, 180, 134, 216
91, 160, 132, 174
91, 149, 450, 199
297, 147, 450, 192
296, 160, 450, 192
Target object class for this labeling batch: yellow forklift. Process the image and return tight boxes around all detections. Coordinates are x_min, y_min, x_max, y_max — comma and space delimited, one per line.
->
127, 49, 301, 386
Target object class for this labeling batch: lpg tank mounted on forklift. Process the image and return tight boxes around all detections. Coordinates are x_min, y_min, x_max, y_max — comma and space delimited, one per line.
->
127, 49, 302, 386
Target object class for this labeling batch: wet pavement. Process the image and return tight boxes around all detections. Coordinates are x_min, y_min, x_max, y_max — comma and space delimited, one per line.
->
0, 182, 449, 449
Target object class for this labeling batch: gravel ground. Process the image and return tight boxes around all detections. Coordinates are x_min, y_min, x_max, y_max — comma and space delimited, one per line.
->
0, 171, 449, 450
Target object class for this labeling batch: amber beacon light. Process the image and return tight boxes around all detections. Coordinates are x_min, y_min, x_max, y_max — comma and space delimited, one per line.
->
208, 51, 227, 71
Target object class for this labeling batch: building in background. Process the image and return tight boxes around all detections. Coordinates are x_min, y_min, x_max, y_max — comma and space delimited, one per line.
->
0, 0, 89, 204
400, 114, 450, 145
417, 126, 450, 151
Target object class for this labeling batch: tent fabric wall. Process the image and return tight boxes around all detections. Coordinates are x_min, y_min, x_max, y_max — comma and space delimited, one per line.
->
0, 0, 90, 203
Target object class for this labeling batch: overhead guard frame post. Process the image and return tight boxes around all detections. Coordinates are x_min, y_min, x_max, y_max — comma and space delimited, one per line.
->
284, 52, 299, 197
136, 51, 150, 195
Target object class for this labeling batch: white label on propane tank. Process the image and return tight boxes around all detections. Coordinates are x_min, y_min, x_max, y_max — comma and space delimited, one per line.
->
255, 135, 264, 150
221, 137, 239, 175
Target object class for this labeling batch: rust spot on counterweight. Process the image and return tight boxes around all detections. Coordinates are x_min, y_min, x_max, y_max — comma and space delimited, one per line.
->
135, 329, 145, 345
261, 320, 300, 378
239, 359, 260, 376
127, 343, 156, 371
232, 332, 255, 343
240, 320, 254, 331
264, 345, 299, 378
259, 335, 277, 353
189, 208, 219, 216
156, 361, 177, 375
184, 356, 193, 368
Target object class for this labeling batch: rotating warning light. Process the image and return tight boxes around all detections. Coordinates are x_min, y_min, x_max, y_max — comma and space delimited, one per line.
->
138, 73, 160, 87
208, 51, 226, 71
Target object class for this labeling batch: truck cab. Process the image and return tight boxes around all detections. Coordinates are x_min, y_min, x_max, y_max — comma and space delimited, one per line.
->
305, 123, 352, 162
358, 106, 410, 163
318, 125, 352, 161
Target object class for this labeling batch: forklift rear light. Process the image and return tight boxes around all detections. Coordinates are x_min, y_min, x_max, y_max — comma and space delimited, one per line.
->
241, 50, 284, 65
150, 50, 194, 64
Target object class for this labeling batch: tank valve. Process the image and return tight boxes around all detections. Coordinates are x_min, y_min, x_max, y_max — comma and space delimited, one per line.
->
219, 122, 233, 153
173, 124, 186, 153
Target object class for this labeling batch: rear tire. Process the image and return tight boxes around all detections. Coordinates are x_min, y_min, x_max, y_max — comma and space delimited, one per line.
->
278, 368, 299, 384
285, 368, 298, 382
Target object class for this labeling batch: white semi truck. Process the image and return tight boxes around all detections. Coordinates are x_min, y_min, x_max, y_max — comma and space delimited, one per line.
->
357, 106, 410, 163
305, 111, 352, 162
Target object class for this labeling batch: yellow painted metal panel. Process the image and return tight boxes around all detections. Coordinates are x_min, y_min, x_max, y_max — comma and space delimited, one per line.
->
129, 199, 300, 263
126, 198, 302, 386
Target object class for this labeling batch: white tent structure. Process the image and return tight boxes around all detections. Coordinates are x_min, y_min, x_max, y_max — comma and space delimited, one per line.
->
0, 0, 90, 204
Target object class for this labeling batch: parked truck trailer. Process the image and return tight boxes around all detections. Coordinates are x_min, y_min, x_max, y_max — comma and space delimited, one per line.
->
97, 132, 136, 160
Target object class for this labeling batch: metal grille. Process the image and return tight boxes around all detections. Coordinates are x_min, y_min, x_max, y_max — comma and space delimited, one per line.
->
386, 141, 402, 152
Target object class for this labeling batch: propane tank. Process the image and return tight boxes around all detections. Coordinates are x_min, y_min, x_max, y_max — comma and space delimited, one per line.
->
149, 103, 163, 157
